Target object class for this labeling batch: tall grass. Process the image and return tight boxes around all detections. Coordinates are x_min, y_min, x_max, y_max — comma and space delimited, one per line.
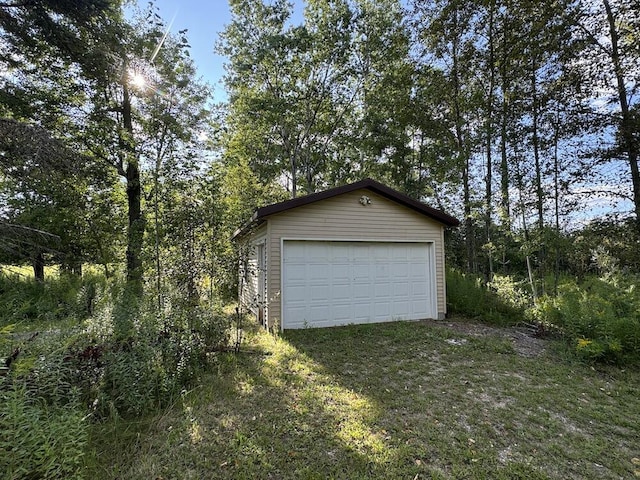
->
0, 270, 104, 330
447, 267, 640, 364
1, 270, 232, 478
446, 269, 526, 326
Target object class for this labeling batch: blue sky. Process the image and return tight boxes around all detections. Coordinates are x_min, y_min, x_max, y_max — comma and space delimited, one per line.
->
143, 0, 305, 101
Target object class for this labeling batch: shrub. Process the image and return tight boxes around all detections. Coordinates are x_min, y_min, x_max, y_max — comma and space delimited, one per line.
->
529, 274, 640, 363
446, 269, 525, 326
488, 274, 530, 310
0, 270, 232, 477
69, 288, 230, 419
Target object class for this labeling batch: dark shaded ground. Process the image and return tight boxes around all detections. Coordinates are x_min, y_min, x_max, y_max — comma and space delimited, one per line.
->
420, 316, 548, 358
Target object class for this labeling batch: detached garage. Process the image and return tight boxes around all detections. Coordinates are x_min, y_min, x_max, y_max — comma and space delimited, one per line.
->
232, 178, 459, 330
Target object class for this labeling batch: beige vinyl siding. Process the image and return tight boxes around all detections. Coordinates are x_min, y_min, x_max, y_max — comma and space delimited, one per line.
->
266, 189, 446, 328
239, 224, 267, 315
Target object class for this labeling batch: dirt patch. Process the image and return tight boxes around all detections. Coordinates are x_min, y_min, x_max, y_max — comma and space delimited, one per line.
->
419, 317, 548, 358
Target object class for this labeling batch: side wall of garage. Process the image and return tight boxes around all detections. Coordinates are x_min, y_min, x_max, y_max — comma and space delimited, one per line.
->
238, 223, 267, 318
266, 188, 447, 329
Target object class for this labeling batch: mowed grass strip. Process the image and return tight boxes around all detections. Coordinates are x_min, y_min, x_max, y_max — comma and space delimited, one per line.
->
87, 319, 640, 480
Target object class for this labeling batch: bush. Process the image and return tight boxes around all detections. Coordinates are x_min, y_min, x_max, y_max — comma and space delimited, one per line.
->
69, 288, 231, 419
446, 269, 525, 326
96, 339, 175, 417
529, 274, 640, 363
0, 270, 232, 476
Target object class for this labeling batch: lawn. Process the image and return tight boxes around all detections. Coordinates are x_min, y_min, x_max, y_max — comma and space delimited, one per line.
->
87, 318, 640, 479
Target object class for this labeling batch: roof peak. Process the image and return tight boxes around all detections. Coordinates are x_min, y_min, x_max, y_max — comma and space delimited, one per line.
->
232, 178, 459, 240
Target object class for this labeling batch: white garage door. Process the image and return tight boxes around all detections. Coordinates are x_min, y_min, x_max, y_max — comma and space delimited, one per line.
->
282, 240, 436, 329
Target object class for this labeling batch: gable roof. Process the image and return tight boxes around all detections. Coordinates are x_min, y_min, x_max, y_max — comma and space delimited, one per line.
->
232, 178, 460, 240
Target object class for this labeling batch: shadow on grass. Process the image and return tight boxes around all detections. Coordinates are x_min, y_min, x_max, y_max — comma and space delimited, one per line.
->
89, 320, 640, 480
282, 321, 640, 480
88, 324, 399, 479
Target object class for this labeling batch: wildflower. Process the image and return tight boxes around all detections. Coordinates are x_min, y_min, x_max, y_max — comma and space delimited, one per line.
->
577, 338, 592, 349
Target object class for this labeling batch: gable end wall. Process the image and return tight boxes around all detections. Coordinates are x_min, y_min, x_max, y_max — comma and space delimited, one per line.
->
265, 189, 447, 329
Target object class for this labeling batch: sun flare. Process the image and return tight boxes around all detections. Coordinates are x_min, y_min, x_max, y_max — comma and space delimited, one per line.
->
129, 70, 147, 90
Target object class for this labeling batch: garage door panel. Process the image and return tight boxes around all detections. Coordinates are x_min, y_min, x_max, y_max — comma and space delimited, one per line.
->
410, 263, 426, 278
332, 304, 353, 322
286, 285, 307, 302
331, 244, 350, 261
392, 281, 410, 296
283, 241, 436, 329
374, 301, 390, 315
287, 305, 307, 319
372, 244, 389, 259
412, 281, 428, 295
310, 285, 330, 301
307, 243, 328, 261
391, 263, 410, 278
374, 265, 389, 278
412, 299, 428, 313
392, 301, 410, 317
286, 265, 307, 282
309, 305, 330, 319
353, 264, 370, 279
307, 265, 330, 284
353, 284, 370, 299
332, 265, 350, 280
331, 283, 351, 300
374, 282, 391, 298
353, 302, 371, 320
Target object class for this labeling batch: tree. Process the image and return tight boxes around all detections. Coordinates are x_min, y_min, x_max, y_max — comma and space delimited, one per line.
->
570, 0, 638, 230
350, 0, 415, 193
73, 5, 214, 293
219, 0, 361, 196
0, 120, 90, 279
1, 1, 123, 279
0, 0, 116, 90
411, 0, 483, 271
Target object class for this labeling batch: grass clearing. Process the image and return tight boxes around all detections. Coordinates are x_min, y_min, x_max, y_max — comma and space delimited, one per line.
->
86, 318, 640, 479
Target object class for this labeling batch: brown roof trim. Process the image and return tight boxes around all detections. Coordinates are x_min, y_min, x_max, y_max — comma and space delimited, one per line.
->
232, 178, 460, 240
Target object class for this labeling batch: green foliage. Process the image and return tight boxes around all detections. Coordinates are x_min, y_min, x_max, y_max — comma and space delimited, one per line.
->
0, 385, 88, 480
1, 270, 230, 436
0, 271, 104, 328
446, 269, 524, 326
567, 218, 640, 276
208, 159, 287, 300
529, 274, 640, 363
67, 281, 231, 419
487, 274, 530, 310
1, 331, 89, 480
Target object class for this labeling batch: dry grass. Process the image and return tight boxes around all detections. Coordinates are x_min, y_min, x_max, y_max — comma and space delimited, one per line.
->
87, 318, 640, 479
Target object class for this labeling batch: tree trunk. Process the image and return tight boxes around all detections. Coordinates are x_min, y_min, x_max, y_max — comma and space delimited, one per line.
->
603, 0, 640, 232
553, 114, 561, 295
126, 160, 144, 290
499, 47, 511, 231
531, 55, 544, 231
122, 83, 144, 294
450, 9, 474, 272
485, 0, 496, 280
33, 250, 44, 282
531, 53, 545, 296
